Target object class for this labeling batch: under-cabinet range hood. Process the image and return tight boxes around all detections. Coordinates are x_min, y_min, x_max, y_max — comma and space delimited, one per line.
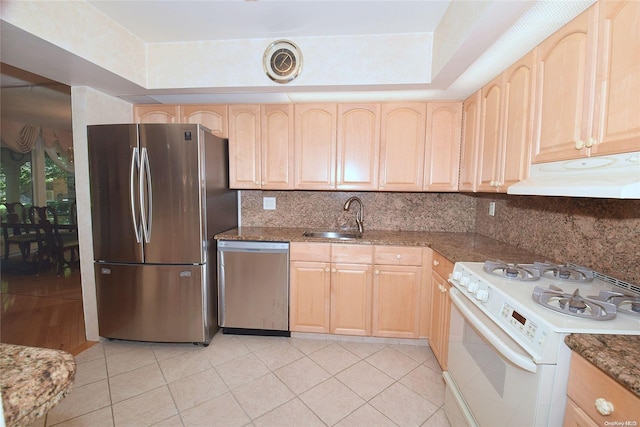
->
507, 151, 640, 199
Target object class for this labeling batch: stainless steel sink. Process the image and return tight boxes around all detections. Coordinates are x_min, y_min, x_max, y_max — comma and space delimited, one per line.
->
302, 231, 361, 240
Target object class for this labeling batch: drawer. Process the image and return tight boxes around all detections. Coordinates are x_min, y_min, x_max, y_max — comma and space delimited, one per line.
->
373, 245, 422, 266
566, 352, 640, 425
432, 251, 453, 278
331, 244, 373, 264
290, 242, 330, 262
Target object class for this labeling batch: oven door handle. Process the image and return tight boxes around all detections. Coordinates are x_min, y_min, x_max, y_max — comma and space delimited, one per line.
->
450, 288, 538, 373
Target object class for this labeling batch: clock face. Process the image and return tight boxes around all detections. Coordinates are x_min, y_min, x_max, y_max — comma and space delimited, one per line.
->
264, 40, 302, 83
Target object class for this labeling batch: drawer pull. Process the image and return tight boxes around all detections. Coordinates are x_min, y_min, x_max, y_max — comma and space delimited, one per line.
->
595, 398, 614, 416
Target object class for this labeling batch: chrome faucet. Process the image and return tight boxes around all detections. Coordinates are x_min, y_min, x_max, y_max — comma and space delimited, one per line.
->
343, 196, 364, 236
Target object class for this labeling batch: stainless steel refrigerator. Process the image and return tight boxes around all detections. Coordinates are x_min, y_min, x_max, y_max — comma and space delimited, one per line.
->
87, 123, 237, 344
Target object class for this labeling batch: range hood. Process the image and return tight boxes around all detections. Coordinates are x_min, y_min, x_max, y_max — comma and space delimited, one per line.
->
507, 151, 640, 199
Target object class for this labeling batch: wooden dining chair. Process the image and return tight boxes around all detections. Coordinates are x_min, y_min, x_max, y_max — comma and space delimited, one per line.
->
28, 206, 79, 275
1, 202, 38, 260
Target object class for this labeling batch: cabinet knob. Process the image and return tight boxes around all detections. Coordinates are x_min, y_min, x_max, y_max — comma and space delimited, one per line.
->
433, 260, 440, 266
575, 139, 585, 150
585, 137, 598, 148
375, 270, 380, 275
396, 254, 402, 259
325, 267, 330, 272
331, 268, 336, 273
595, 398, 614, 416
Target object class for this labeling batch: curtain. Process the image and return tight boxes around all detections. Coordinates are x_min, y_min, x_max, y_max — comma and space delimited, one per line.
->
1, 120, 74, 172
1, 121, 41, 153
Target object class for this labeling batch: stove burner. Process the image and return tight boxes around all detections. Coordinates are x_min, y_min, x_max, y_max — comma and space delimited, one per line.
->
558, 289, 588, 313
589, 290, 640, 317
483, 260, 540, 281
532, 285, 617, 320
533, 262, 594, 282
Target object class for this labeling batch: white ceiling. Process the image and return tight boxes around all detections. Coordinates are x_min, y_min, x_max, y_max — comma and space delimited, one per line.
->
87, 0, 450, 42
1, 0, 594, 132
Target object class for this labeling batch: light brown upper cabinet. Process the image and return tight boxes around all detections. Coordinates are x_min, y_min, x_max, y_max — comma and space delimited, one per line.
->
134, 105, 227, 138
590, 0, 640, 156
294, 103, 338, 189
227, 104, 294, 189
228, 104, 261, 189
477, 52, 536, 193
459, 90, 482, 192
500, 51, 535, 189
379, 103, 427, 191
261, 104, 294, 189
134, 105, 181, 124
532, 1, 639, 163
423, 102, 463, 192
477, 75, 504, 192
181, 105, 228, 138
336, 104, 381, 190
532, 5, 598, 163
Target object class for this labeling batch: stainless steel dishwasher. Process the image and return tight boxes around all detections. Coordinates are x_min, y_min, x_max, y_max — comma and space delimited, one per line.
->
217, 240, 290, 335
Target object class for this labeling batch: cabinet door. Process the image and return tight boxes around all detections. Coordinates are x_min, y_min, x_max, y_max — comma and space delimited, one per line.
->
295, 104, 337, 189
290, 260, 331, 333
182, 105, 227, 138
477, 76, 503, 192
429, 271, 450, 370
331, 263, 373, 336
590, 0, 640, 156
372, 264, 421, 338
228, 105, 261, 189
500, 51, 535, 191
459, 91, 481, 192
336, 103, 380, 190
261, 104, 294, 189
423, 102, 462, 191
379, 102, 427, 191
134, 105, 180, 123
563, 398, 599, 427
532, 5, 598, 163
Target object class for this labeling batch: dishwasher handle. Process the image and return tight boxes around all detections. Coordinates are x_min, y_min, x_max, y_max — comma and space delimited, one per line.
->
217, 240, 289, 253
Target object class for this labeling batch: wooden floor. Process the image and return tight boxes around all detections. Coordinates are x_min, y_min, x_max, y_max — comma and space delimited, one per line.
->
0, 258, 93, 356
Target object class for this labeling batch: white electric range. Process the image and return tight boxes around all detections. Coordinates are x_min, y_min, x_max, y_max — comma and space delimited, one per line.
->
443, 260, 640, 427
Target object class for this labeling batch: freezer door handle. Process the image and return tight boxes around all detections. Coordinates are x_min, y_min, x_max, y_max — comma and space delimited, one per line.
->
140, 147, 153, 243
130, 147, 142, 243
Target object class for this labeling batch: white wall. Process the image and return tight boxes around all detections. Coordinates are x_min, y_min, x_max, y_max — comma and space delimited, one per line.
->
71, 86, 132, 341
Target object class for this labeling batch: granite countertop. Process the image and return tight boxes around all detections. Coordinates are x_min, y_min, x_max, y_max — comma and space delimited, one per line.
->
0, 343, 76, 427
565, 334, 640, 397
215, 227, 542, 263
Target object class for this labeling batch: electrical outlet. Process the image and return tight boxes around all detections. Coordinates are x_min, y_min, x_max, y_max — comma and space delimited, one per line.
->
263, 197, 276, 210
489, 201, 496, 217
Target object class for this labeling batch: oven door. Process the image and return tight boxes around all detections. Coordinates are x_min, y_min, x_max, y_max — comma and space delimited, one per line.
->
444, 288, 557, 427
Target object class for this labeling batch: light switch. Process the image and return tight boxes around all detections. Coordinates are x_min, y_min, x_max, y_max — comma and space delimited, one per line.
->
489, 201, 496, 217
263, 197, 276, 210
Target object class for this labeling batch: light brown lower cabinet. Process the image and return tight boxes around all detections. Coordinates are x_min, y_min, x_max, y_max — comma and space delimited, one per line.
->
564, 352, 640, 427
429, 251, 454, 370
371, 246, 423, 339
289, 243, 331, 333
290, 242, 424, 339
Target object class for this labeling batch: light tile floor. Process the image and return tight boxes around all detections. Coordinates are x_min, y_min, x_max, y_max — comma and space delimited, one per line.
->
34, 332, 451, 427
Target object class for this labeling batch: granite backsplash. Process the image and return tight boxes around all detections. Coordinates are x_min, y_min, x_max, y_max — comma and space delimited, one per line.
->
239, 190, 640, 285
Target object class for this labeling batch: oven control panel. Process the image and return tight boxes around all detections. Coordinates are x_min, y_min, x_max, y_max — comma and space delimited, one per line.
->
500, 303, 549, 348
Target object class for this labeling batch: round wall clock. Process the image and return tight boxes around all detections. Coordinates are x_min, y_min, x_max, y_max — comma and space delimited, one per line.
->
263, 40, 302, 84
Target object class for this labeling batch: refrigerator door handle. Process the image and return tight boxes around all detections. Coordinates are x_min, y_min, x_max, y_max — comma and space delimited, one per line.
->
140, 147, 153, 243
130, 147, 143, 243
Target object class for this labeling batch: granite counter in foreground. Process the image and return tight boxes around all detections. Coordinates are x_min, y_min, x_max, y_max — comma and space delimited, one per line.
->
214, 227, 542, 264
565, 334, 640, 397
0, 344, 76, 427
